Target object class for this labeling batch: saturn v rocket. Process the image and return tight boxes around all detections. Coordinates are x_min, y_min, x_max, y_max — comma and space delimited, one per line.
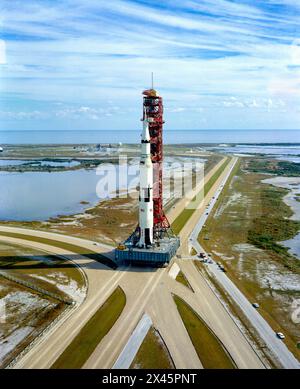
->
137, 88, 170, 248
138, 110, 154, 248
116, 86, 180, 265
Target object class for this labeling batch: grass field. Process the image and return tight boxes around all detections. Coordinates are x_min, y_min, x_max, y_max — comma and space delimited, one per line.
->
51, 286, 126, 369
173, 295, 236, 369
175, 271, 194, 292
172, 157, 230, 235
246, 158, 300, 177
130, 327, 174, 369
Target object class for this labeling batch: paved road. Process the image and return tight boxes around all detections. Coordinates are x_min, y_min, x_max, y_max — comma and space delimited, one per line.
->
171, 260, 264, 369
189, 158, 300, 369
0, 156, 266, 369
189, 157, 238, 248
167, 157, 227, 225
112, 313, 152, 369
178, 157, 236, 256
0, 226, 115, 259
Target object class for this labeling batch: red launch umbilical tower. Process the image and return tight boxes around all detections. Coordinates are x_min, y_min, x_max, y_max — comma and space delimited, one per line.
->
115, 85, 180, 265
142, 88, 170, 238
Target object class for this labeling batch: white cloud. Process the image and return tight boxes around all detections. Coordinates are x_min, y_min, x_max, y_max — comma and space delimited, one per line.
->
1, 0, 300, 130
0, 110, 47, 120
0, 40, 7, 64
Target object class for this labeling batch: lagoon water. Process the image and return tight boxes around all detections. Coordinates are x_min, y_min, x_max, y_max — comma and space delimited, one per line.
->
0, 163, 142, 221
0, 169, 102, 221
0, 157, 202, 221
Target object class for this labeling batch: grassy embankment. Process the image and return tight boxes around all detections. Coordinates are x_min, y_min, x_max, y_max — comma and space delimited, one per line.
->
164, 154, 224, 214
248, 185, 300, 272
0, 231, 117, 269
173, 295, 236, 369
198, 158, 300, 361
172, 157, 231, 235
130, 327, 175, 369
175, 271, 194, 292
246, 158, 300, 177
245, 158, 300, 271
51, 286, 126, 369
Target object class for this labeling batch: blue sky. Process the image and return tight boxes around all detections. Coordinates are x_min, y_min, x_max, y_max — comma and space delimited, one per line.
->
1, 0, 300, 131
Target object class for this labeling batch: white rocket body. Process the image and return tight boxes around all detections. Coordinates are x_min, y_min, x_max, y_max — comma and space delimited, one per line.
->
138, 114, 154, 248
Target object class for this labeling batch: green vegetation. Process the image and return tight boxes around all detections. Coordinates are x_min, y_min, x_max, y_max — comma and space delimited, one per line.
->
198, 159, 300, 361
0, 231, 117, 269
51, 286, 126, 369
175, 271, 194, 292
246, 158, 300, 176
172, 158, 230, 234
247, 186, 300, 272
173, 295, 236, 369
190, 247, 197, 256
130, 327, 174, 369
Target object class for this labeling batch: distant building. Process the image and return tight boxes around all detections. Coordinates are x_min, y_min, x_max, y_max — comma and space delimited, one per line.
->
0, 147, 3, 152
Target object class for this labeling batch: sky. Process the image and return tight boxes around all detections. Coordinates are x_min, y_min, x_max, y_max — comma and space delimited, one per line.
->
1, 0, 300, 131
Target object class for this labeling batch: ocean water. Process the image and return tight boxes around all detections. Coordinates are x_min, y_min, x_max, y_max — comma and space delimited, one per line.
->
1, 129, 300, 145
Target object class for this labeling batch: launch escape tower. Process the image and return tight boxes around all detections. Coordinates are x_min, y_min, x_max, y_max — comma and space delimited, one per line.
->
116, 87, 180, 267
